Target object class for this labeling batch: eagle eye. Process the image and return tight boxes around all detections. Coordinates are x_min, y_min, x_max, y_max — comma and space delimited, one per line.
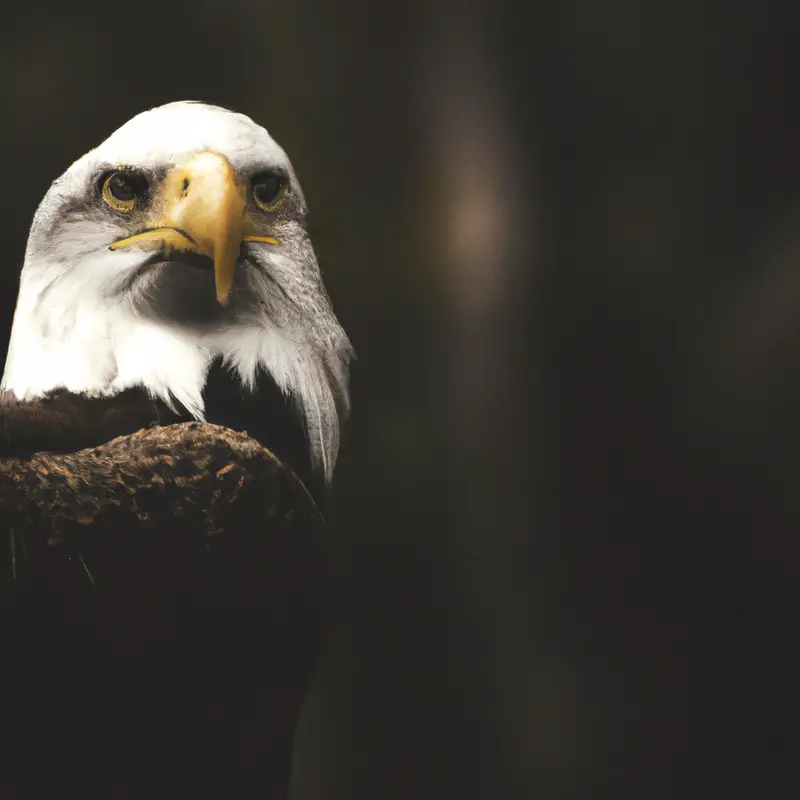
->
251, 172, 286, 213
100, 170, 147, 213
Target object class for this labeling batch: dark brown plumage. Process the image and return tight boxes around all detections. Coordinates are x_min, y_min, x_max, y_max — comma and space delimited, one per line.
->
0, 418, 328, 799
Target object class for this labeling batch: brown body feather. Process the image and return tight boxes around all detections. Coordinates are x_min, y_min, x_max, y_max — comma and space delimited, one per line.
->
0, 420, 327, 799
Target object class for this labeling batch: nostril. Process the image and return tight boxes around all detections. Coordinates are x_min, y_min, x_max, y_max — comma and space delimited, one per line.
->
181, 177, 190, 197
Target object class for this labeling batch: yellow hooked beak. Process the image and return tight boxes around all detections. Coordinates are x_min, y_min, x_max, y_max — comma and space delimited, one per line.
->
109, 151, 277, 305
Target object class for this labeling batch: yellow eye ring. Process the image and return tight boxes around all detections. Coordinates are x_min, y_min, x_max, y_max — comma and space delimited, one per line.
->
252, 174, 287, 213
101, 170, 143, 213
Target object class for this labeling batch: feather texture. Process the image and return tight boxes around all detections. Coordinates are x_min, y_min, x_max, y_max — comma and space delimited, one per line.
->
0, 421, 327, 798
1, 101, 353, 482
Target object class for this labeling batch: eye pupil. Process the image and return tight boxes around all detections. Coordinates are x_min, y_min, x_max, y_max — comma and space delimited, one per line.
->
252, 175, 284, 209
101, 169, 146, 212
108, 174, 136, 201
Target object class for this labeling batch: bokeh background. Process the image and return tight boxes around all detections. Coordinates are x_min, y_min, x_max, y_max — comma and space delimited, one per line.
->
1, 1, 797, 797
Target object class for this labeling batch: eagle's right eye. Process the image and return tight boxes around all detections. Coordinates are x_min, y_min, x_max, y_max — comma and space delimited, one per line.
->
100, 170, 147, 213
251, 171, 287, 213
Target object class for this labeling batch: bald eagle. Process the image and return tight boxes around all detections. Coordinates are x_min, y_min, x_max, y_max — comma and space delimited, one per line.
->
0, 103, 352, 798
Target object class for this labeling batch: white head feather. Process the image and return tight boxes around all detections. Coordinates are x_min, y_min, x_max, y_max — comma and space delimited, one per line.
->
2, 101, 352, 481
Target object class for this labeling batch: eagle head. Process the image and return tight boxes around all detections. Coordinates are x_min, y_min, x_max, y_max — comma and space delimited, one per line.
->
1, 101, 353, 481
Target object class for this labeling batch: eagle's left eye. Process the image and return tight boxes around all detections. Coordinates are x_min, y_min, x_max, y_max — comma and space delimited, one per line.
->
100, 170, 147, 213
252, 172, 286, 213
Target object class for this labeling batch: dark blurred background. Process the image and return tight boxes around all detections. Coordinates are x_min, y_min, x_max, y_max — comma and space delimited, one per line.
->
2, 1, 797, 797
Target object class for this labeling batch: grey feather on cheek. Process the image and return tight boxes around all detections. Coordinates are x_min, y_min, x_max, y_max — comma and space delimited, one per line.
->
241, 227, 353, 476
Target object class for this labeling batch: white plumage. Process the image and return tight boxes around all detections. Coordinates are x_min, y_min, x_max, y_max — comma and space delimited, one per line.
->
2, 101, 352, 481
